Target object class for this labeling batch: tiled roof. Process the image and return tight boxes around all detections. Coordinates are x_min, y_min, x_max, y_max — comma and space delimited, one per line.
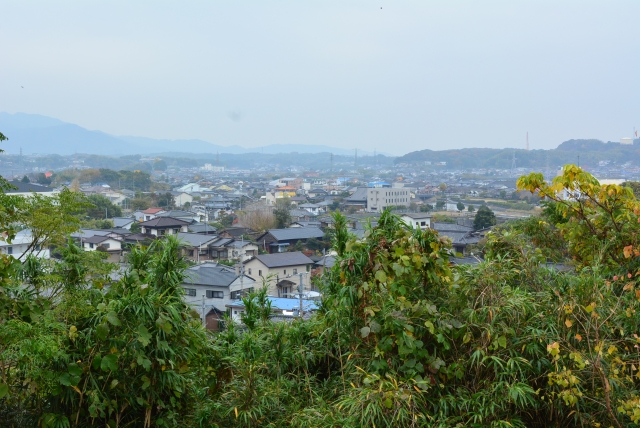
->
183, 263, 246, 287
139, 217, 190, 227
176, 232, 220, 247
142, 208, 165, 214
6, 181, 54, 193
264, 227, 324, 241
246, 252, 314, 268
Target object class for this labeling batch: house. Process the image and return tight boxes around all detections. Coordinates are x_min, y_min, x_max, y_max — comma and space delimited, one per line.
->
242, 252, 314, 297
5, 180, 57, 197
155, 210, 200, 223
343, 187, 368, 210
139, 217, 190, 236
432, 223, 484, 254
298, 203, 323, 215
400, 213, 432, 230
111, 217, 135, 230
82, 235, 122, 262
0, 229, 50, 260
168, 191, 193, 207
187, 222, 218, 235
226, 296, 319, 322
181, 262, 256, 327
176, 232, 223, 262
256, 227, 325, 253
134, 208, 166, 222
225, 240, 259, 262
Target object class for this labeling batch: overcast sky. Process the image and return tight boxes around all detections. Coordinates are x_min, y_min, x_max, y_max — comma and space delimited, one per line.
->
2, 1, 639, 155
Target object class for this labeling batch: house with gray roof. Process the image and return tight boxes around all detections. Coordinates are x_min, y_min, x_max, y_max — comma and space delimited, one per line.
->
256, 227, 325, 253
242, 252, 315, 297
139, 217, 190, 236
181, 262, 256, 324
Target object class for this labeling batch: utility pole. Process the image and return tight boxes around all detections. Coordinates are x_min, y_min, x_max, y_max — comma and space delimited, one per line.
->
201, 295, 206, 328
298, 272, 304, 318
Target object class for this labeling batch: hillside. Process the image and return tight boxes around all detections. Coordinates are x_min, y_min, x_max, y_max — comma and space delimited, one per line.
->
394, 139, 640, 169
0, 112, 380, 156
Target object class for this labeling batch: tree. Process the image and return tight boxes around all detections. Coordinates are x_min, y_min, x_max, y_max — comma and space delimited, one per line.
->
237, 203, 275, 232
86, 194, 123, 219
273, 197, 292, 228
473, 205, 496, 229
153, 159, 167, 171
456, 201, 465, 212
435, 200, 445, 210
21, 175, 30, 183
438, 183, 447, 193
420, 204, 433, 212
36, 173, 52, 185
156, 192, 175, 210
499, 190, 507, 199
129, 221, 142, 233
468, 204, 475, 212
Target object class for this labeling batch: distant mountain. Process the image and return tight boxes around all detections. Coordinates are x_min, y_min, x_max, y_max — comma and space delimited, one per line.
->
394, 139, 640, 170
0, 112, 380, 156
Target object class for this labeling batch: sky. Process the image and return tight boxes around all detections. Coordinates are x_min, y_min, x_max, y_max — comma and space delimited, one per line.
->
1, 1, 639, 156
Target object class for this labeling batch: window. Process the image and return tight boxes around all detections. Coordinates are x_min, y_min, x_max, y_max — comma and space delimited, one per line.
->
7, 246, 13, 255
293, 268, 297, 275
306, 264, 310, 272
89, 243, 94, 249
248, 268, 252, 275
206, 290, 223, 299
421, 221, 426, 226
184, 288, 196, 296
283, 269, 286, 275
258, 270, 262, 276
102, 243, 110, 249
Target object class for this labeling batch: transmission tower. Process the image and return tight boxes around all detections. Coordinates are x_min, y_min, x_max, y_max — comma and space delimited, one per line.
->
510, 150, 517, 177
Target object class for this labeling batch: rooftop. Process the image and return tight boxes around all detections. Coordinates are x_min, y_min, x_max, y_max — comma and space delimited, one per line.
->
246, 252, 314, 268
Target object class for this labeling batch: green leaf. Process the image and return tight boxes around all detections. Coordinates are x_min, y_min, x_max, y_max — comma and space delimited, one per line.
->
59, 373, 80, 386
498, 336, 507, 349
106, 311, 121, 326
68, 363, 82, 377
137, 325, 152, 347
141, 375, 151, 390
0, 383, 8, 398
96, 323, 110, 340
360, 326, 371, 338
101, 354, 118, 372
375, 270, 387, 283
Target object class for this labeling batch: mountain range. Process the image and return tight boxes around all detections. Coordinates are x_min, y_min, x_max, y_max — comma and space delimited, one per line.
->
0, 112, 378, 157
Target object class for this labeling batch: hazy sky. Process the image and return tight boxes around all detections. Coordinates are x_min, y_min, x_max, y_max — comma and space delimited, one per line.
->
2, 1, 639, 155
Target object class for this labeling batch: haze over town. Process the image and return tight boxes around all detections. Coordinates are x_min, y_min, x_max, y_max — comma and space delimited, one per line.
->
2, 1, 640, 155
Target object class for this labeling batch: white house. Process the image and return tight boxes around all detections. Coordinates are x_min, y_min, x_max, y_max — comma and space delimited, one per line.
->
242, 252, 314, 297
0, 229, 50, 260
400, 213, 432, 230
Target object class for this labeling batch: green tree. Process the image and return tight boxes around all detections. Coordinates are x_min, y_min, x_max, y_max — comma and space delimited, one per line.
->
419, 204, 433, 212
36, 173, 52, 185
156, 192, 174, 209
86, 194, 123, 219
468, 204, 475, 212
435, 200, 445, 210
153, 159, 168, 171
21, 175, 30, 183
456, 201, 465, 212
473, 205, 496, 229
273, 197, 292, 228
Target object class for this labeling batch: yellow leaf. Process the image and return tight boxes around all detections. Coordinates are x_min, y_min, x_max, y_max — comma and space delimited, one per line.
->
575, 334, 582, 342
565, 319, 573, 328
234, 407, 238, 418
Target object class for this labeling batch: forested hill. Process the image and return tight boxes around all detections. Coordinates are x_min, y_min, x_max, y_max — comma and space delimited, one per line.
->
394, 139, 640, 169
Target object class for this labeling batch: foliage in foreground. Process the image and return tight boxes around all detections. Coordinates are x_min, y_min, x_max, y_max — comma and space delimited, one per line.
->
4, 164, 640, 426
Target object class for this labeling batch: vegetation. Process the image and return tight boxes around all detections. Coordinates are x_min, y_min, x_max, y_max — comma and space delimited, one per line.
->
6, 163, 640, 426
473, 204, 497, 230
